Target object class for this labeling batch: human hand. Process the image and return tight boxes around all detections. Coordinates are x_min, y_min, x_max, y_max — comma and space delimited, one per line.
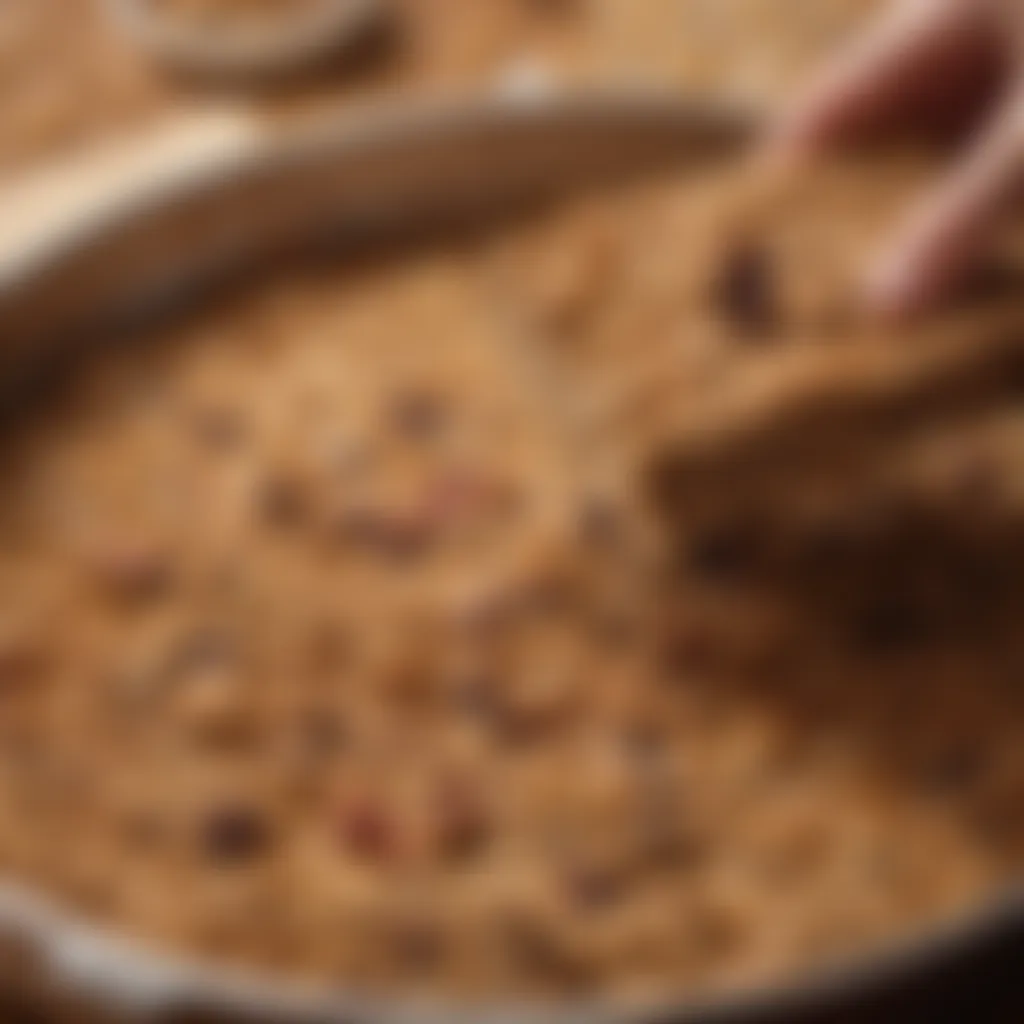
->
771, 0, 1024, 318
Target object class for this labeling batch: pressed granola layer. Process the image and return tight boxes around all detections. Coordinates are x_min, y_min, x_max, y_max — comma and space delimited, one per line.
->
0, 158, 1019, 1005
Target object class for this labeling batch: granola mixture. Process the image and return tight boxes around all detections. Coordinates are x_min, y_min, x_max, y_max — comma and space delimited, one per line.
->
0, 158, 1019, 1005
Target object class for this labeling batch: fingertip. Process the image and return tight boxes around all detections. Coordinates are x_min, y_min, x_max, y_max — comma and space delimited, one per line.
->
863, 213, 975, 322
755, 128, 814, 180
758, 91, 847, 181
863, 248, 926, 321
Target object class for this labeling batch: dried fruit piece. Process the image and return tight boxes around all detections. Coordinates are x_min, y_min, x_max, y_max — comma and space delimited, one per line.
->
200, 805, 270, 864
713, 241, 778, 334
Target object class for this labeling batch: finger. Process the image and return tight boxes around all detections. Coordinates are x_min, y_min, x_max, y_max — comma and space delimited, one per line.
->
771, 0, 1000, 158
866, 86, 1024, 318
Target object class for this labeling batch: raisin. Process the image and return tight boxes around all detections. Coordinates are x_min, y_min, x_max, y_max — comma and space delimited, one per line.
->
713, 241, 778, 334
201, 805, 270, 864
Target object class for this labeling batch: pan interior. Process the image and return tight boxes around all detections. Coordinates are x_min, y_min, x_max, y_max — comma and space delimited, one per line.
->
0, 151, 1019, 1012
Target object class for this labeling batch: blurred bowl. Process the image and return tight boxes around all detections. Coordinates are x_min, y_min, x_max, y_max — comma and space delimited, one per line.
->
104, 0, 384, 81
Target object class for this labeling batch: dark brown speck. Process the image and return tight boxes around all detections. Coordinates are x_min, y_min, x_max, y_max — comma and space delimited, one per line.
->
201, 805, 270, 864
713, 241, 778, 335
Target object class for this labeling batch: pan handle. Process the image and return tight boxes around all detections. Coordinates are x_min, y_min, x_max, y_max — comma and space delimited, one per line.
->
0, 90, 754, 377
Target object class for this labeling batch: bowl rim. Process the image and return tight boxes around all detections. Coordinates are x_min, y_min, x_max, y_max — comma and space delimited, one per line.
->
0, 881, 1020, 1023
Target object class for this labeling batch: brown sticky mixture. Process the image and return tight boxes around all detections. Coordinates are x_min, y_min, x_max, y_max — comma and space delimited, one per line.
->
0, 156, 1019, 1006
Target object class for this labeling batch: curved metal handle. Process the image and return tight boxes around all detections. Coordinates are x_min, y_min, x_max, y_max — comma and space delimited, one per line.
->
0, 107, 268, 293
0, 90, 754, 380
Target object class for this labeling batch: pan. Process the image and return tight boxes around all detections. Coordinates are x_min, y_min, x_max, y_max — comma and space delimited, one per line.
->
0, 88, 1018, 1024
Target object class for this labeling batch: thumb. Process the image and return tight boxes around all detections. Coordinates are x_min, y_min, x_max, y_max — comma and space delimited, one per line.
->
866, 85, 1024, 318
